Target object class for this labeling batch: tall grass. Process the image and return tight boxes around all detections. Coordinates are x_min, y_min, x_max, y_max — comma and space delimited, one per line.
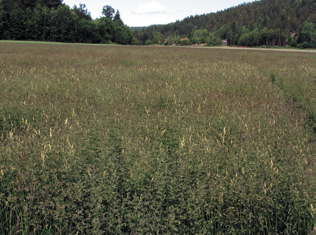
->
0, 42, 314, 234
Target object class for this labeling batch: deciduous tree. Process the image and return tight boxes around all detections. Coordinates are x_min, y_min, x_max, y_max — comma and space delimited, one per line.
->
102, 5, 114, 20
297, 21, 315, 48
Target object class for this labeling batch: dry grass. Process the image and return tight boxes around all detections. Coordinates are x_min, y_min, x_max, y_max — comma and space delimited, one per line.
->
0, 42, 315, 234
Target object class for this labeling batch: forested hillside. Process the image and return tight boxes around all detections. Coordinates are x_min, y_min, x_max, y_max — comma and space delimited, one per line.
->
134, 0, 316, 48
0, 1, 133, 44
0, 0, 315, 47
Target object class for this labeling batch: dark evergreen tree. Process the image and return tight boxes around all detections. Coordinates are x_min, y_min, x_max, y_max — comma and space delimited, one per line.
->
114, 9, 121, 21
0, 4, 4, 39
8, 6, 25, 39
42, 0, 63, 9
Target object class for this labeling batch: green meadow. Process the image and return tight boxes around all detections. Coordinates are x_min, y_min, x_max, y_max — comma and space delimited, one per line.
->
0, 42, 314, 234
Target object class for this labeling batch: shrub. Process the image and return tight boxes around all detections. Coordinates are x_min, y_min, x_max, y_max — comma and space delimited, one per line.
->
180, 38, 191, 46
145, 39, 153, 45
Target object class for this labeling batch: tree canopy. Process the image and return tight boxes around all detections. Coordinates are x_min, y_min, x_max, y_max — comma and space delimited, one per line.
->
0, 0, 315, 47
133, 0, 316, 48
0, 1, 132, 44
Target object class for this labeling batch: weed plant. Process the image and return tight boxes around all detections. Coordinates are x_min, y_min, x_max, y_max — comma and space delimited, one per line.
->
0, 42, 314, 234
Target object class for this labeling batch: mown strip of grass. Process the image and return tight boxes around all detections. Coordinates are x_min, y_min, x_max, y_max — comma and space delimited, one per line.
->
0, 43, 314, 234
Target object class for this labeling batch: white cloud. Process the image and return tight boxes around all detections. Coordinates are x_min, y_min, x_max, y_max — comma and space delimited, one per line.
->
134, 1, 167, 15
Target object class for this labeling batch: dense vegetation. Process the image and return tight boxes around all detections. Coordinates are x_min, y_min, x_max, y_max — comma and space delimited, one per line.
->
0, 0, 315, 47
133, 0, 316, 48
0, 1, 133, 44
0, 42, 314, 234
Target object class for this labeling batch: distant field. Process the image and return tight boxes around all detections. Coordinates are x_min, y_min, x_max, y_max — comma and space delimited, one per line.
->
0, 42, 314, 234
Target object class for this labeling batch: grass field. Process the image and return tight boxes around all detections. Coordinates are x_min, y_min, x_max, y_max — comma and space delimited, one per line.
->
0, 42, 315, 234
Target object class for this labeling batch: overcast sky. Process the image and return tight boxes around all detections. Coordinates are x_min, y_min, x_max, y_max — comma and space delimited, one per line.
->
62, 0, 256, 27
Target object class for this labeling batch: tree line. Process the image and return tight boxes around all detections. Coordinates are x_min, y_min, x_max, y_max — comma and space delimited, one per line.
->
0, 0, 133, 44
132, 0, 316, 48
0, 0, 315, 47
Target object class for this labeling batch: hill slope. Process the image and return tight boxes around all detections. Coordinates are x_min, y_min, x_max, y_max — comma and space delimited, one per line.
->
133, 0, 316, 47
